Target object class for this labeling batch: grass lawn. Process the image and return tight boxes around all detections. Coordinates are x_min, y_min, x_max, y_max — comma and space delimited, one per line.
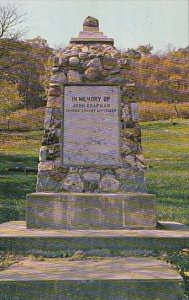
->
0, 131, 41, 223
141, 119, 189, 225
0, 119, 188, 225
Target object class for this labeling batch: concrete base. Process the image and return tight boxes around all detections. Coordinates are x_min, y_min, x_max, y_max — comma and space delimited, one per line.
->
26, 192, 156, 230
0, 221, 188, 299
0, 221, 189, 254
0, 257, 186, 300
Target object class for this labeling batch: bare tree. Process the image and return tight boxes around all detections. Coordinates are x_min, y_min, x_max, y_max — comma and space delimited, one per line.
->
0, 3, 26, 39
0, 3, 27, 75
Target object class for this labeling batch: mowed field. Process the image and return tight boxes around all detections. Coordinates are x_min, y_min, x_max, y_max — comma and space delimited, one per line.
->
142, 119, 189, 225
0, 119, 188, 225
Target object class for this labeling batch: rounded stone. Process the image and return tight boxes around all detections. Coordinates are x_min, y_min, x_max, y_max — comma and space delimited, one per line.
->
67, 70, 82, 83
38, 161, 54, 171
36, 173, 62, 192
135, 157, 146, 170
70, 50, 79, 56
123, 155, 135, 166
50, 82, 61, 88
121, 105, 130, 119
89, 45, 99, 50
85, 67, 101, 81
100, 174, 120, 192
121, 138, 139, 155
69, 167, 79, 173
110, 68, 120, 75
62, 174, 84, 192
97, 52, 104, 58
53, 57, 59, 67
50, 72, 67, 84
120, 59, 130, 69
130, 103, 139, 122
86, 58, 102, 69
59, 57, 68, 67
88, 53, 97, 59
111, 52, 121, 59
83, 172, 101, 182
136, 154, 145, 164
81, 59, 91, 69
102, 70, 109, 77
81, 46, 89, 53
52, 67, 60, 73
103, 75, 112, 82
109, 77, 125, 84
48, 87, 61, 97
69, 56, 80, 67
39, 147, 47, 162
123, 128, 141, 140
104, 53, 111, 58
101, 57, 117, 70
79, 52, 88, 59
115, 168, 135, 181
83, 16, 99, 27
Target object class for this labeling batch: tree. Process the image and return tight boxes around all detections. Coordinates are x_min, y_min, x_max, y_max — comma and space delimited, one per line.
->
0, 80, 22, 118
0, 5, 53, 115
0, 3, 27, 82
123, 45, 189, 104
165, 43, 176, 53
0, 3, 27, 76
0, 35, 53, 108
0, 3, 25, 39
137, 44, 153, 55
0, 39, 30, 76
18, 37, 53, 108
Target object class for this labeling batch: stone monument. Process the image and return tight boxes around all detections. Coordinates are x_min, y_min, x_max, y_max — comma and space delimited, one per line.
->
26, 16, 156, 229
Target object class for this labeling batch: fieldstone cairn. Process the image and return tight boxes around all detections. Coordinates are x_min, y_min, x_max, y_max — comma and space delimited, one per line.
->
27, 17, 156, 229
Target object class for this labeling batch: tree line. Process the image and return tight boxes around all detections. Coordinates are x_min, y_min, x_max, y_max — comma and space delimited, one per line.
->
0, 3, 53, 120
0, 3, 188, 127
124, 44, 189, 104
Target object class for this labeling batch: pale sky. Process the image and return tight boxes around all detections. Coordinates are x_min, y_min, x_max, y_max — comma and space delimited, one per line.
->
3, 0, 189, 52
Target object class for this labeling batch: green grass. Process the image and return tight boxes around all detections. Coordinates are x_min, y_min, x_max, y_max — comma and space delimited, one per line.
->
0, 131, 42, 223
163, 250, 189, 297
0, 120, 189, 225
141, 119, 189, 225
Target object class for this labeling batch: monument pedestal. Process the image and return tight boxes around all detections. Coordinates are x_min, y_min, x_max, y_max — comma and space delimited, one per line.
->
30, 17, 158, 231
26, 192, 156, 230
1, 220, 188, 300
0, 257, 186, 300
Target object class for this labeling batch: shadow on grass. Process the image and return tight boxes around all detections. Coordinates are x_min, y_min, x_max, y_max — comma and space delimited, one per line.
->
0, 153, 39, 172
0, 207, 25, 224
0, 153, 38, 223
0, 173, 37, 223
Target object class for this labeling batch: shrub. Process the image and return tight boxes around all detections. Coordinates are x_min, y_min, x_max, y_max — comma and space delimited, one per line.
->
176, 103, 189, 119
139, 102, 189, 121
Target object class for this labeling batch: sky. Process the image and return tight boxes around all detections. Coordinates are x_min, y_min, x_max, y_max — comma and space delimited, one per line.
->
2, 0, 189, 52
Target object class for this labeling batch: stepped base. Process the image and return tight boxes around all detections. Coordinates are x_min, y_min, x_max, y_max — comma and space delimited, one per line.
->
26, 192, 156, 230
0, 221, 189, 254
0, 257, 186, 300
